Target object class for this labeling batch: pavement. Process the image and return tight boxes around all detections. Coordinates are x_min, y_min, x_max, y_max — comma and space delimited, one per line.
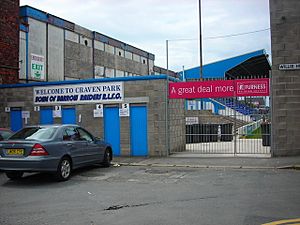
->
112, 154, 300, 170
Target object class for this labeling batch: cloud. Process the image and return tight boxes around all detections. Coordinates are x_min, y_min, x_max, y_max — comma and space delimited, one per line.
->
20, 0, 271, 72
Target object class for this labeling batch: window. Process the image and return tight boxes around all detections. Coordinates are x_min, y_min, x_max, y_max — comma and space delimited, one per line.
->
63, 127, 80, 141
141, 57, 147, 65
0, 130, 13, 140
116, 48, 124, 57
77, 128, 93, 142
10, 127, 58, 140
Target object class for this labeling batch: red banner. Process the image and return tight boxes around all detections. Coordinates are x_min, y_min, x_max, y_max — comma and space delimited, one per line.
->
169, 78, 270, 99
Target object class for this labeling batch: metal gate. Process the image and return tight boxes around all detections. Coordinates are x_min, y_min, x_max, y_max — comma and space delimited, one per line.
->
172, 97, 271, 157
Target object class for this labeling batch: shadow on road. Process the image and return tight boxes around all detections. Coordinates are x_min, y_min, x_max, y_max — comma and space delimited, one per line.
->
0, 164, 114, 187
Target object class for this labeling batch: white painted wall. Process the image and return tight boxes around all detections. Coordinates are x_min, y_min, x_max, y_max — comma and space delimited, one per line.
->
19, 31, 26, 80
94, 40, 104, 51
48, 24, 64, 81
65, 30, 79, 43
28, 18, 47, 80
105, 44, 115, 54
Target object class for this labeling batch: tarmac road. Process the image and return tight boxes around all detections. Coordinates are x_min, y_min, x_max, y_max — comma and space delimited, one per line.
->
0, 164, 299, 225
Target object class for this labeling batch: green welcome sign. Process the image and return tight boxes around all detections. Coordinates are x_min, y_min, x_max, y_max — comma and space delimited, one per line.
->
31, 54, 45, 80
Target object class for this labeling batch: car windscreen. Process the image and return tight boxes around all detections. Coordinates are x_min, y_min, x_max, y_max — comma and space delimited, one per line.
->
9, 127, 57, 140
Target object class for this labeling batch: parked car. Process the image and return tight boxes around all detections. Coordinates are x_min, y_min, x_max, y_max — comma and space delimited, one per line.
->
0, 128, 14, 141
0, 124, 112, 181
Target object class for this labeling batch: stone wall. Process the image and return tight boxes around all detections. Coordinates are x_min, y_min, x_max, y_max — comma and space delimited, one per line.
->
270, 0, 300, 156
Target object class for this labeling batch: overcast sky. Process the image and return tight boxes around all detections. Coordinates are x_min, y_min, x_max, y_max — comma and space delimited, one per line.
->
20, 0, 271, 72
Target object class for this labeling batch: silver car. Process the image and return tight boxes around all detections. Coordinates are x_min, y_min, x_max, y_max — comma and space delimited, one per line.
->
0, 124, 112, 181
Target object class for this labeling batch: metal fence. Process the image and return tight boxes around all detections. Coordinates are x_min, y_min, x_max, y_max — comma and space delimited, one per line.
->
171, 97, 271, 157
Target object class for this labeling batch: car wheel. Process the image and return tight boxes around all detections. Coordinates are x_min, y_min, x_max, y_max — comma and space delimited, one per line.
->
55, 157, 72, 181
102, 149, 111, 168
6, 171, 24, 180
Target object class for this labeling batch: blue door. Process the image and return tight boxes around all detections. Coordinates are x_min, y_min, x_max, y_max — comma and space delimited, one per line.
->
10, 109, 22, 132
62, 108, 76, 124
40, 108, 53, 125
130, 106, 148, 156
104, 107, 120, 156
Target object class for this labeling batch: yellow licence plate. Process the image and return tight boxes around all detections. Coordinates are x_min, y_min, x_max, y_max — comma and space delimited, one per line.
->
6, 149, 24, 155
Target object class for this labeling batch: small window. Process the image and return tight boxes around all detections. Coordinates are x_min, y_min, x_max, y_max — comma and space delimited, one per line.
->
84, 40, 88, 46
119, 51, 122, 56
143, 59, 146, 64
77, 128, 93, 142
63, 127, 80, 141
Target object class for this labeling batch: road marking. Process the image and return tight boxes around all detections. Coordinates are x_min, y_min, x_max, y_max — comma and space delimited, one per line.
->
262, 218, 300, 225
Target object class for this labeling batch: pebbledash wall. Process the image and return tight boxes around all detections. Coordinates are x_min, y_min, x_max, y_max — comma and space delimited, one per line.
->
0, 75, 185, 157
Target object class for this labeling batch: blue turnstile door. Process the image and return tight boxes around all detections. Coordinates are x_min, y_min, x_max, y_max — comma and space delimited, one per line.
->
130, 106, 148, 156
10, 109, 23, 132
40, 108, 54, 125
104, 107, 120, 156
62, 108, 76, 124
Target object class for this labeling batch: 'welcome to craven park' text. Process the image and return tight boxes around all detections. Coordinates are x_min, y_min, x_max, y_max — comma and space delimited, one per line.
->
33, 82, 124, 105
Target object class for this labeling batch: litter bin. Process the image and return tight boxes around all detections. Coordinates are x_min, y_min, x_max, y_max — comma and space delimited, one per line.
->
261, 122, 271, 146
220, 123, 233, 142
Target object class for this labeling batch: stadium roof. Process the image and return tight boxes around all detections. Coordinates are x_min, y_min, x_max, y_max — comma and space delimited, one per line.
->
181, 49, 271, 80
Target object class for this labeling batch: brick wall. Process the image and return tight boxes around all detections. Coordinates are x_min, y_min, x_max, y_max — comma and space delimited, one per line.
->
270, 0, 300, 156
0, 0, 20, 84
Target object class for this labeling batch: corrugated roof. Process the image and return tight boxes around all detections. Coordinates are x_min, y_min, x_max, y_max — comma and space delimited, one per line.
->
181, 49, 271, 80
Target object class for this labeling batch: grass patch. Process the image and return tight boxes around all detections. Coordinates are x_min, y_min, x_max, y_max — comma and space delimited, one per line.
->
240, 127, 262, 139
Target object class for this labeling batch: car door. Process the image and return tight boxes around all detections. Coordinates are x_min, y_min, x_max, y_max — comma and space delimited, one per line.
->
63, 127, 88, 167
77, 128, 103, 163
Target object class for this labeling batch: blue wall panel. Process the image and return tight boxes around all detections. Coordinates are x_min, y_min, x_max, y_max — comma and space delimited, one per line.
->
40, 108, 53, 125
104, 107, 120, 156
10, 110, 22, 132
62, 108, 76, 124
130, 106, 148, 156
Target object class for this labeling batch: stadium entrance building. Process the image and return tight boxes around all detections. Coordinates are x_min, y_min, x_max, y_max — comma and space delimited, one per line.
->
0, 75, 185, 157
0, 50, 272, 157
